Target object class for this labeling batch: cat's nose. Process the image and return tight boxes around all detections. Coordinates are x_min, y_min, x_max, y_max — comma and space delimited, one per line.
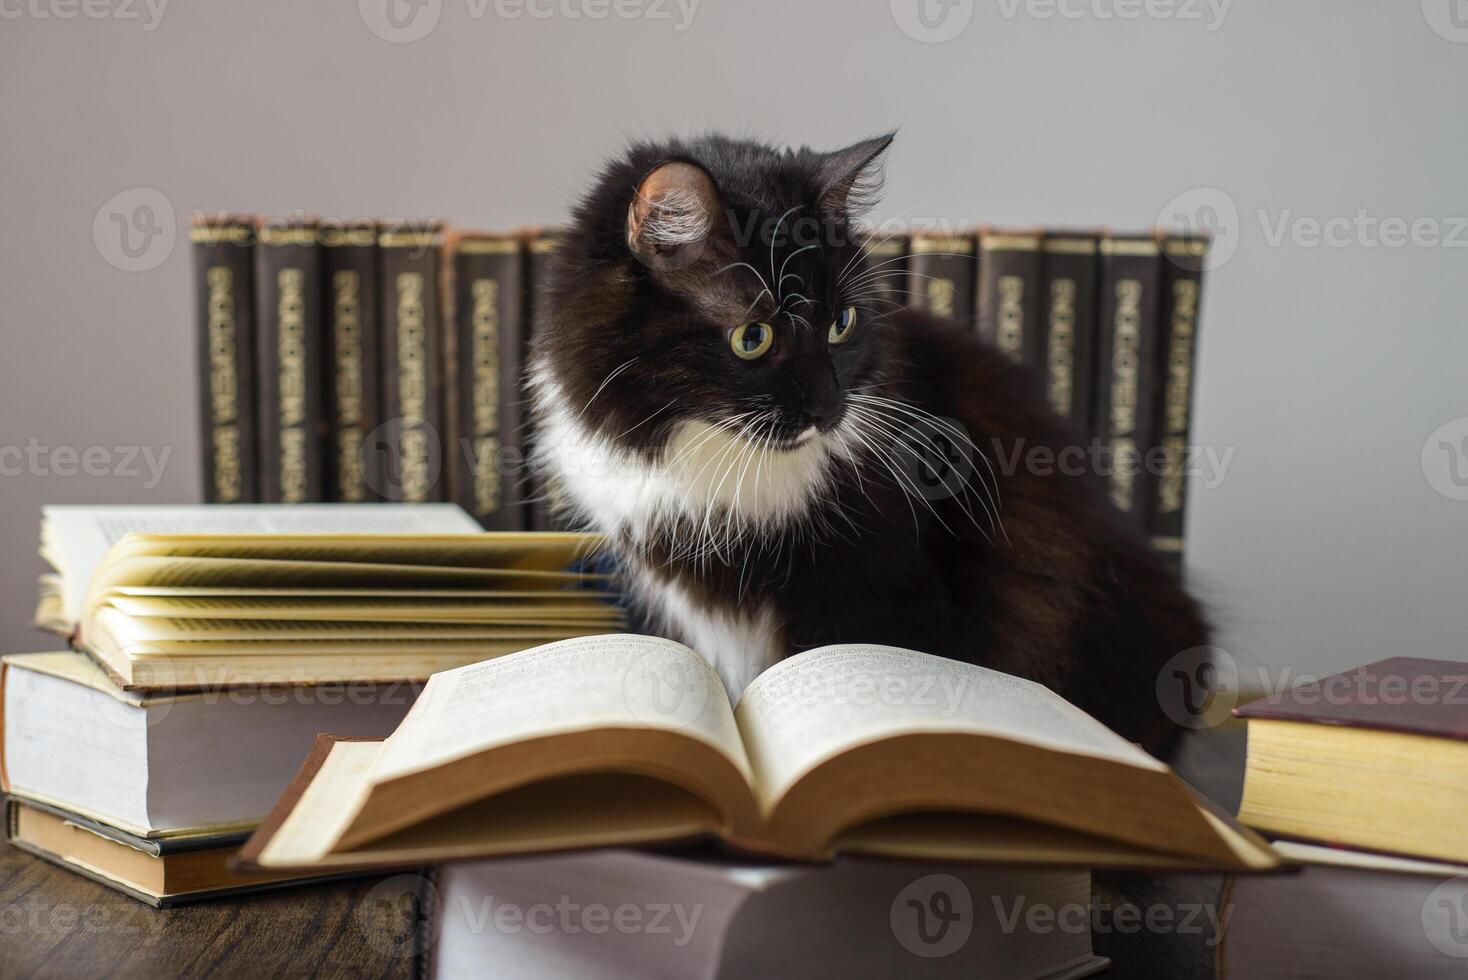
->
802, 373, 845, 427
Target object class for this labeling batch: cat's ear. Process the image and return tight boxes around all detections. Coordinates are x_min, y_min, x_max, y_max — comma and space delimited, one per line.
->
816, 132, 896, 220
626, 160, 723, 271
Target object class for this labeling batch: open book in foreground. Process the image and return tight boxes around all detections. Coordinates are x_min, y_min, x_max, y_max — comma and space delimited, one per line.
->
34, 504, 620, 691
238, 635, 1282, 872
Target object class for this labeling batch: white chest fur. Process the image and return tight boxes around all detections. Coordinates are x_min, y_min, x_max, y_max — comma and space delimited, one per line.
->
530, 372, 822, 697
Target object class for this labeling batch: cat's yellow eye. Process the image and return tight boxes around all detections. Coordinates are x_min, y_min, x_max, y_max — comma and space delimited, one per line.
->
829, 306, 858, 345
731, 322, 774, 360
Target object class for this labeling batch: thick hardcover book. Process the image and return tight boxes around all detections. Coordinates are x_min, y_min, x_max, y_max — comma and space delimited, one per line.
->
321, 221, 380, 502
1235, 657, 1468, 864
524, 229, 563, 530
379, 222, 447, 502
976, 230, 1044, 365
1091, 235, 1163, 527
906, 231, 977, 326
5, 799, 364, 907
1039, 234, 1100, 440
1149, 235, 1208, 566
192, 215, 258, 503
255, 219, 326, 503
451, 233, 527, 530
426, 852, 1107, 980
1220, 841, 1468, 980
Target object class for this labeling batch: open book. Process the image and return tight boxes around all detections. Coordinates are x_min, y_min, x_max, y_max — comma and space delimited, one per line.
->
35, 505, 621, 690
238, 635, 1281, 872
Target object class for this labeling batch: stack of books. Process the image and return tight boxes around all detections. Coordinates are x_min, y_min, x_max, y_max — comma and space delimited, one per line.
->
193, 215, 1207, 567
1222, 657, 1468, 976
3, 502, 620, 905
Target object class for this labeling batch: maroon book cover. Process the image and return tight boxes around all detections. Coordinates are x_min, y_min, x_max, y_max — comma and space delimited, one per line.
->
1235, 657, 1468, 741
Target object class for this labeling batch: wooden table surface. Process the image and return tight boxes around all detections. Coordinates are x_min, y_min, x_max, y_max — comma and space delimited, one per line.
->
0, 726, 1248, 980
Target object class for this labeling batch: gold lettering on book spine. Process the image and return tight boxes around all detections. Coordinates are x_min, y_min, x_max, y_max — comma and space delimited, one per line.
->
927, 278, 957, 318
1158, 279, 1199, 515
206, 266, 243, 502
277, 268, 309, 503
470, 278, 502, 516
332, 270, 366, 501
995, 274, 1025, 361
1046, 278, 1077, 417
1108, 279, 1143, 511
396, 272, 431, 502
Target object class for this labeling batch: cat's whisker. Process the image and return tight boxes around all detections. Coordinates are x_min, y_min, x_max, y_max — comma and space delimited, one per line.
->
769, 205, 803, 297
845, 403, 977, 540
850, 393, 1007, 537
613, 399, 678, 440
579, 357, 640, 418
776, 244, 818, 303
846, 399, 997, 539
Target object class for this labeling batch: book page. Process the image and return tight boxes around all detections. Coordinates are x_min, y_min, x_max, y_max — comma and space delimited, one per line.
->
44, 504, 480, 621
735, 644, 1164, 806
371, 634, 752, 785
104, 533, 603, 571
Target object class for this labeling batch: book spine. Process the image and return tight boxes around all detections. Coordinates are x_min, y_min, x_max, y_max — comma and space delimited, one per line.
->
378, 223, 447, 503
524, 231, 562, 530
976, 231, 1044, 366
254, 220, 326, 503
860, 232, 909, 309
1092, 235, 1163, 528
1150, 235, 1209, 567
906, 234, 977, 325
192, 215, 258, 503
1039, 234, 1100, 439
451, 235, 528, 530
321, 223, 380, 502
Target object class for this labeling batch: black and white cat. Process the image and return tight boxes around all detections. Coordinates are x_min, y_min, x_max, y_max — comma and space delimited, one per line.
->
529, 133, 1207, 752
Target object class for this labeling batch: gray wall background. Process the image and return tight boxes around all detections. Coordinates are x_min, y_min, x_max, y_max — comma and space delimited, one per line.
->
2, 0, 1464, 686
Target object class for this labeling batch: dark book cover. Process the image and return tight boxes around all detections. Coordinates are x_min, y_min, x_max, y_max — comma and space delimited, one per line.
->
1150, 235, 1209, 568
524, 229, 563, 531
451, 232, 528, 530
859, 231, 909, 308
321, 221, 380, 502
254, 218, 325, 503
976, 230, 1044, 365
1235, 657, 1468, 741
1039, 233, 1100, 441
378, 221, 446, 503
906, 232, 977, 326
1092, 235, 1163, 527
192, 214, 258, 504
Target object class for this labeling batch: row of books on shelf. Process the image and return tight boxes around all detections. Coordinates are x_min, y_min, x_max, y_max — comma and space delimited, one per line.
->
5, 505, 1467, 975
193, 215, 1209, 567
